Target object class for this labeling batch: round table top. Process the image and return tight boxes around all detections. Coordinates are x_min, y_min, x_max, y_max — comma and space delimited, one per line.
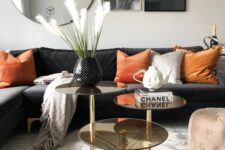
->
55, 81, 126, 96
78, 118, 168, 150
114, 93, 187, 110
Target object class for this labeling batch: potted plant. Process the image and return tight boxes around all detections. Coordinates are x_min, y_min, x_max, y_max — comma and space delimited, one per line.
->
36, 0, 110, 86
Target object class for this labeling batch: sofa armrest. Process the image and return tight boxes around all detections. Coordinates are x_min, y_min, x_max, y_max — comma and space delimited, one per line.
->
217, 70, 225, 86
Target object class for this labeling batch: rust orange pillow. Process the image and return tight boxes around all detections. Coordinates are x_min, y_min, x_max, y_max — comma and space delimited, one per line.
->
117, 93, 135, 105
114, 49, 151, 83
175, 45, 221, 84
0, 50, 36, 88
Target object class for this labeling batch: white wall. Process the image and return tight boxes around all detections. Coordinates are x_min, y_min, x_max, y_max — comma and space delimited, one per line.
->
0, 0, 225, 50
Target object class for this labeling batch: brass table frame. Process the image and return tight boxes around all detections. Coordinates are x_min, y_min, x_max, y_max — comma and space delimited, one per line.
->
87, 96, 155, 150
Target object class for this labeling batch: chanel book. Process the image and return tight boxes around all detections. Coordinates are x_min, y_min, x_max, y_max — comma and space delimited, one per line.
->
135, 89, 173, 103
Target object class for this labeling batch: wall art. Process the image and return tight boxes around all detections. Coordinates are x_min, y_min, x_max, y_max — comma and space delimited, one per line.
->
145, 0, 186, 11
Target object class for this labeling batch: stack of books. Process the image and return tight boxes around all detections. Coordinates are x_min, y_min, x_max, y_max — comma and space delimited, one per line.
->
135, 89, 173, 103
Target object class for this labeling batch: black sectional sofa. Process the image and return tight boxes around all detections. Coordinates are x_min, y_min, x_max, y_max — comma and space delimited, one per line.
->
1, 46, 225, 141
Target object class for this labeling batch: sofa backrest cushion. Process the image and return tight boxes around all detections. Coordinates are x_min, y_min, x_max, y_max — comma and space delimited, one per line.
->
95, 48, 119, 80
39, 47, 78, 75
39, 47, 120, 81
121, 46, 203, 55
10, 46, 203, 81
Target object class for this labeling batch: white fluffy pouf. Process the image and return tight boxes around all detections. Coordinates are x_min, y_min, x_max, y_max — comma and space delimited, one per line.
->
188, 108, 225, 150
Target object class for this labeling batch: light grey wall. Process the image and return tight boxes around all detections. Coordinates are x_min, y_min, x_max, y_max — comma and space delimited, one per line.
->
0, 0, 225, 50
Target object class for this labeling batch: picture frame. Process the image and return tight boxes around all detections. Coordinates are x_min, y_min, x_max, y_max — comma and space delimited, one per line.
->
103, 0, 142, 11
145, 0, 186, 12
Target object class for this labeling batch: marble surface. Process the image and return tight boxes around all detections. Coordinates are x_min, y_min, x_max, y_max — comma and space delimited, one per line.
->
0, 121, 188, 150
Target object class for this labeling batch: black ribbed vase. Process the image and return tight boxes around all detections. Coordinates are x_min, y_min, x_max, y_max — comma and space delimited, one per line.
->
73, 57, 102, 87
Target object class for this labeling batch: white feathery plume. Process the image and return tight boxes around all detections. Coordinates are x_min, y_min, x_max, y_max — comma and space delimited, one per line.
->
64, 0, 80, 31
92, 1, 110, 57
80, 8, 87, 34
36, 15, 59, 36
103, 2, 111, 15
36, 1, 110, 58
94, 1, 110, 36
49, 19, 66, 41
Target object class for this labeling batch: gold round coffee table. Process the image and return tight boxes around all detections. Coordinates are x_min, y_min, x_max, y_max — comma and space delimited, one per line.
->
114, 93, 187, 123
56, 82, 186, 150
79, 118, 168, 150
56, 81, 127, 150
56, 81, 126, 125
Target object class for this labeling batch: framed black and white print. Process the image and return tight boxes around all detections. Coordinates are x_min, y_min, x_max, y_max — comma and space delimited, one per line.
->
145, 0, 186, 11
104, 0, 142, 11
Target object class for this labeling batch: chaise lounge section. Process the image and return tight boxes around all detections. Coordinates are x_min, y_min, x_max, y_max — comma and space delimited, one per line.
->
0, 86, 29, 140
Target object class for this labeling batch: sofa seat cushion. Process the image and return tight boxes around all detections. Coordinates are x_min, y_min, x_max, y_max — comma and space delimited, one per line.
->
0, 86, 29, 120
126, 83, 225, 102
23, 84, 126, 118
23, 85, 47, 117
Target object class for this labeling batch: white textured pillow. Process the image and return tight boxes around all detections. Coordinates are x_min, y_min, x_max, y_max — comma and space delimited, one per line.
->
151, 51, 184, 84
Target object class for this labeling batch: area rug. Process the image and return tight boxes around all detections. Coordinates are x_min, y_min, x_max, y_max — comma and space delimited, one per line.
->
0, 122, 188, 150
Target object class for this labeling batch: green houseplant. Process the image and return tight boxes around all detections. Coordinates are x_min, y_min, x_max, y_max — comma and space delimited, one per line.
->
36, 0, 110, 86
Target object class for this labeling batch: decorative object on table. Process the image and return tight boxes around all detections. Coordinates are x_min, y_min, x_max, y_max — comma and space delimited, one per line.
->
151, 51, 184, 84
73, 57, 102, 86
176, 45, 222, 84
203, 36, 225, 55
36, 0, 110, 87
145, 0, 186, 12
203, 26, 225, 48
135, 89, 173, 103
133, 66, 171, 91
210, 25, 218, 47
104, 0, 142, 11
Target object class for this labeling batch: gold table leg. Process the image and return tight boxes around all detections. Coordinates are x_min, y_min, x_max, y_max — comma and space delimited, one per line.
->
146, 110, 152, 122
146, 110, 152, 150
90, 94, 96, 150
119, 130, 127, 150
90, 94, 95, 124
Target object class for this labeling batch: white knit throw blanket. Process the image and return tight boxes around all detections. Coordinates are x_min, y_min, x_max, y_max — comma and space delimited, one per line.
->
32, 71, 78, 150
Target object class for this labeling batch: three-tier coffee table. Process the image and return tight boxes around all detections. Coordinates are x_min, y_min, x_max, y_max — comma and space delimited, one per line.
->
56, 82, 187, 150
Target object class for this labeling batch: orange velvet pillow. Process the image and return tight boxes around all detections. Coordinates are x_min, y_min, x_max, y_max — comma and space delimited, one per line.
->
0, 50, 36, 88
175, 46, 221, 84
114, 49, 151, 83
